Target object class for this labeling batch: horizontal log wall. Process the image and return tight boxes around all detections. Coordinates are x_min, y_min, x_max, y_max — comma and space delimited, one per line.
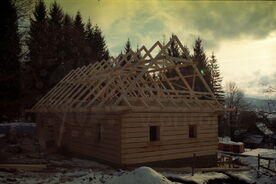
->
36, 112, 62, 143
121, 112, 218, 164
36, 112, 121, 164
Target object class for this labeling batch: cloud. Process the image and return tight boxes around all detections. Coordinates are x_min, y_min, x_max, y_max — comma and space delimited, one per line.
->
167, 1, 276, 48
45, 0, 276, 54
242, 71, 276, 98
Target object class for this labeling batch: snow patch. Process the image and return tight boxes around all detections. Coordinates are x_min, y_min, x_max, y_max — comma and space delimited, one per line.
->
256, 122, 273, 135
165, 172, 228, 184
219, 136, 243, 145
108, 167, 172, 184
243, 148, 276, 158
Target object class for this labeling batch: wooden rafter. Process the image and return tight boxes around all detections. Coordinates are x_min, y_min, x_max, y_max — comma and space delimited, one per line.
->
30, 36, 223, 113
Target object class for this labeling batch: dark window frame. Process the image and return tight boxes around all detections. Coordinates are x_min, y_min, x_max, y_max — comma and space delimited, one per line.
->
189, 125, 197, 138
149, 126, 160, 142
97, 124, 102, 141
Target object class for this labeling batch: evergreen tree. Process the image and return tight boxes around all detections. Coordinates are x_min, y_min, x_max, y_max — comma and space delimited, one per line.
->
124, 38, 132, 54
164, 35, 183, 88
121, 38, 132, 65
93, 25, 109, 61
72, 11, 86, 67
85, 18, 97, 64
47, 1, 64, 85
208, 53, 224, 102
61, 13, 74, 70
168, 39, 180, 59
192, 38, 211, 92
0, 0, 21, 120
26, 0, 49, 106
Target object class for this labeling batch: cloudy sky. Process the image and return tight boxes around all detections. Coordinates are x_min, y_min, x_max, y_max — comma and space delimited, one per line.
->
45, 0, 276, 98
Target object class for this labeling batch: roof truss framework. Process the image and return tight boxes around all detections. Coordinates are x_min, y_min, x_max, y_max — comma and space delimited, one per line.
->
31, 36, 223, 113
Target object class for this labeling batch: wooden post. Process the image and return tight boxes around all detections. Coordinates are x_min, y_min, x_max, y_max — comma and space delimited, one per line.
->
257, 154, 260, 171
57, 111, 67, 147
192, 153, 196, 176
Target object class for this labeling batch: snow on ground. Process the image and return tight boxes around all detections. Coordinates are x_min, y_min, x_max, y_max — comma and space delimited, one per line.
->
229, 171, 276, 184
243, 148, 276, 158
1, 149, 276, 184
256, 122, 273, 135
109, 167, 172, 184
240, 148, 276, 169
0, 169, 114, 184
163, 172, 228, 184
219, 136, 244, 145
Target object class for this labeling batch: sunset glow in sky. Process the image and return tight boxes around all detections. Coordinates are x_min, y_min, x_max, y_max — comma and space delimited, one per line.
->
45, 0, 276, 98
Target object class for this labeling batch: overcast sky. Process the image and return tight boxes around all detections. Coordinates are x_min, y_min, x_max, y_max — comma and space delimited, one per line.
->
45, 0, 276, 98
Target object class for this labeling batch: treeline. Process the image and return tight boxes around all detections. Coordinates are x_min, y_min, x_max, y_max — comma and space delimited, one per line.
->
24, 1, 109, 109
1, 0, 109, 121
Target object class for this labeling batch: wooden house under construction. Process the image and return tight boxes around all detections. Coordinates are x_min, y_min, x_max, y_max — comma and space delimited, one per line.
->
30, 36, 223, 167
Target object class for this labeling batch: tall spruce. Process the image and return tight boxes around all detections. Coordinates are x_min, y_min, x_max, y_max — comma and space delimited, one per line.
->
61, 13, 74, 72
26, 0, 49, 106
85, 18, 96, 64
47, 1, 64, 85
192, 38, 211, 92
208, 53, 224, 102
92, 25, 109, 62
124, 38, 132, 54
122, 38, 132, 65
0, 0, 21, 120
168, 39, 180, 59
72, 11, 86, 67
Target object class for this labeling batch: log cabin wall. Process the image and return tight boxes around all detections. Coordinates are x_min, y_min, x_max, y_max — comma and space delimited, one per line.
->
120, 112, 218, 165
36, 112, 122, 164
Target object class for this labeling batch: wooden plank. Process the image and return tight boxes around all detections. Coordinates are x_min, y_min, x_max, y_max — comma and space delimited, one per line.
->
68, 142, 120, 154
153, 167, 251, 173
121, 121, 218, 128
122, 112, 216, 118
121, 129, 218, 139
121, 125, 218, 134
68, 146, 120, 163
0, 164, 47, 171
121, 150, 217, 164
122, 141, 217, 154
121, 134, 218, 144
122, 137, 218, 149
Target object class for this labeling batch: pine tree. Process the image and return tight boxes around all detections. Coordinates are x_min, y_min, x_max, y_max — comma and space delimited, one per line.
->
208, 53, 224, 102
192, 38, 211, 92
0, 0, 21, 120
47, 1, 64, 85
165, 35, 185, 80
61, 13, 74, 71
26, 0, 49, 106
124, 38, 132, 54
168, 40, 180, 59
72, 11, 86, 68
92, 25, 109, 62
85, 18, 97, 64
121, 38, 132, 65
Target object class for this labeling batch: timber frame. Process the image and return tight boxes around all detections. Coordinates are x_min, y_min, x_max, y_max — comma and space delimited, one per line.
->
30, 35, 223, 113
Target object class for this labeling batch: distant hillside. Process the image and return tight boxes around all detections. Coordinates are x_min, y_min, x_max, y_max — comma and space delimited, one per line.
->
245, 97, 276, 112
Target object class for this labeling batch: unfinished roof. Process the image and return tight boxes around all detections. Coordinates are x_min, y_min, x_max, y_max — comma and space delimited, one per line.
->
31, 36, 223, 113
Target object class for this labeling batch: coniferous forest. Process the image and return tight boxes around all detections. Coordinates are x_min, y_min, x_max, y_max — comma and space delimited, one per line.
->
0, 0, 224, 121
